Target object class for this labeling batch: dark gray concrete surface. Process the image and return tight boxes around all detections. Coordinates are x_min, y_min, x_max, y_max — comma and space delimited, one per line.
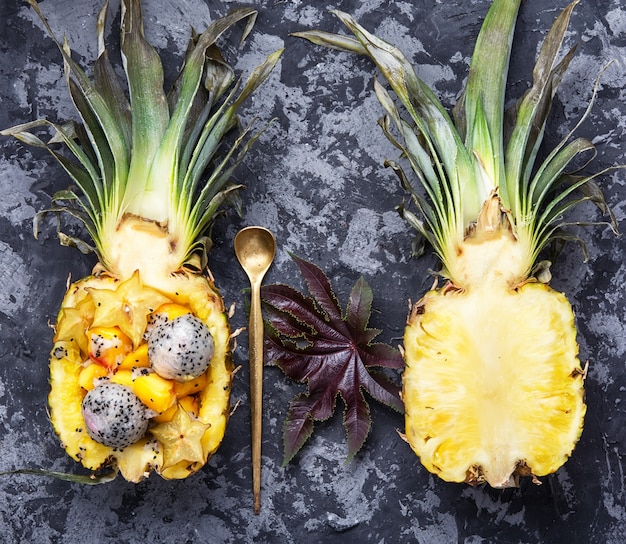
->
1, 0, 625, 542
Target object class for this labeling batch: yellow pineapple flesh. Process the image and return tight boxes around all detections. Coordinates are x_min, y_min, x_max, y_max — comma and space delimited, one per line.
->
402, 210, 586, 486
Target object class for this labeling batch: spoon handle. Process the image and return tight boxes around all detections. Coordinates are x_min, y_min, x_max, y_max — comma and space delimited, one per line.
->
249, 279, 264, 514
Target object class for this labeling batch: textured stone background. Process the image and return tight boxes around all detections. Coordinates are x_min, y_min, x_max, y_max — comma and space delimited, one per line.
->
1, 0, 626, 542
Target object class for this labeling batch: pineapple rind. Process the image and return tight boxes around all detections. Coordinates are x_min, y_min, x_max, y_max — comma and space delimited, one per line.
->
403, 281, 585, 487
48, 270, 233, 481
48, 340, 112, 470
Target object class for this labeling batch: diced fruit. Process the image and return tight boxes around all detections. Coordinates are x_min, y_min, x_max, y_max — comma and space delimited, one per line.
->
173, 373, 208, 397
178, 396, 199, 418
153, 396, 199, 423
132, 372, 177, 414
78, 363, 110, 391
87, 326, 133, 369
153, 404, 178, 424
118, 343, 150, 371
150, 303, 190, 323
109, 369, 134, 388
116, 437, 163, 483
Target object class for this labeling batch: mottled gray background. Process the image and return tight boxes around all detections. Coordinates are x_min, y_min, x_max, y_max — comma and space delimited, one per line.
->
1, 0, 625, 542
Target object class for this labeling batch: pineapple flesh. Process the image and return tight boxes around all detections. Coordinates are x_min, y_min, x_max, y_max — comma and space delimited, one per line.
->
4, 0, 281, 481
296, 0, 612, 486
402, 204, 586, 487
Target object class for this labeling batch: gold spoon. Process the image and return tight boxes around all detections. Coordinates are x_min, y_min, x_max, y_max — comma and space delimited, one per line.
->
234, 226, 276, 514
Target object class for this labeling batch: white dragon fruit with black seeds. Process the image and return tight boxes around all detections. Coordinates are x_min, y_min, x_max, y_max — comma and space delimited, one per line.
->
81, 383, 150, 448
143, 312, 169, 340
147, 313, 214, 382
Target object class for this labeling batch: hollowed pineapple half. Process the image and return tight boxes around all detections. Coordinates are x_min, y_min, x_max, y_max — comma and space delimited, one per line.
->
50, 268, 233, 481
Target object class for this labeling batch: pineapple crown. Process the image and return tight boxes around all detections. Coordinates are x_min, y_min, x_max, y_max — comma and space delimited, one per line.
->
3, 0, 282, 272
295, 0, 619, 283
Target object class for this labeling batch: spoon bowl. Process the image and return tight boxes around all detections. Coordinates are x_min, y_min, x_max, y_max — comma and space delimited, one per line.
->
234, 226, 276, 514
234, 227, 276, 283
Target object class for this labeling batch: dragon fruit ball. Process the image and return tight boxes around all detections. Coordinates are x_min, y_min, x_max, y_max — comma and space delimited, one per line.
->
146, 313, 214, 382
81, 383, 150, 449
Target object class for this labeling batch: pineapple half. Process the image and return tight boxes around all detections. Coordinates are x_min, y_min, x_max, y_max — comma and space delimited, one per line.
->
3, 0, 281, 481
295, 0, 616, 487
